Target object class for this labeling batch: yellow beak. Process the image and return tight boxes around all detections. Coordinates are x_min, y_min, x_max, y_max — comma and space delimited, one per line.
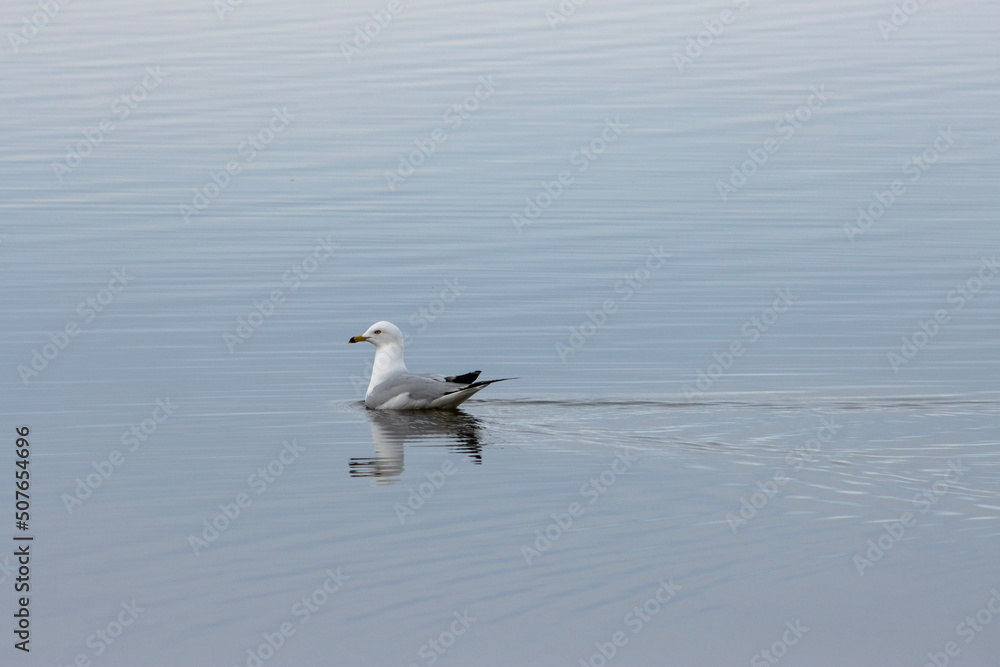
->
348, 335, 368, 344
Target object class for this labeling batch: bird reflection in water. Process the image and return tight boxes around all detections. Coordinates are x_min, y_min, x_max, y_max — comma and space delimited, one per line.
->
349, 409, 486, 482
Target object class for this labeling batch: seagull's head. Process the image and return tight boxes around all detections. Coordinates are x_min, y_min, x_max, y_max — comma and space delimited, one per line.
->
348, 321, 404, 349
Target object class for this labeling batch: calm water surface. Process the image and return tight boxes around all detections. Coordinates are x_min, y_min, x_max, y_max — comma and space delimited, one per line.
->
1, 0, 999, 665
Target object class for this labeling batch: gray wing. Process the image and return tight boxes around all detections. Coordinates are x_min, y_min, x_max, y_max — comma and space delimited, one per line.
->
413, 370, 481, 384
367, 373, 470, 408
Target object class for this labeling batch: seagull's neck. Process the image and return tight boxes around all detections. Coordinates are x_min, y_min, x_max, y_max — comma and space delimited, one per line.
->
368, 342, 408, 394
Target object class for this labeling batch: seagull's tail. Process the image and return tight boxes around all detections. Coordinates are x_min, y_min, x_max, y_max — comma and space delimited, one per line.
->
443, 377, 517, 396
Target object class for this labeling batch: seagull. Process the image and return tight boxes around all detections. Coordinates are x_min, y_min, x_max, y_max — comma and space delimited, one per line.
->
348, 321, 513, 410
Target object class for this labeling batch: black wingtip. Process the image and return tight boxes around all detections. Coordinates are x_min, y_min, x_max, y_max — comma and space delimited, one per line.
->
459, 377, 517, 390
445, 370, 482, 384
442, 377, 517, 396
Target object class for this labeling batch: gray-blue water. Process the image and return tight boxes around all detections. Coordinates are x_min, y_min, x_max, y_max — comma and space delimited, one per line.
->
2, 0, 999, 664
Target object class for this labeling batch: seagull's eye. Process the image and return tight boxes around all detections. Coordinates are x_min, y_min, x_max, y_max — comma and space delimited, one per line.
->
373, 329, 381, 334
